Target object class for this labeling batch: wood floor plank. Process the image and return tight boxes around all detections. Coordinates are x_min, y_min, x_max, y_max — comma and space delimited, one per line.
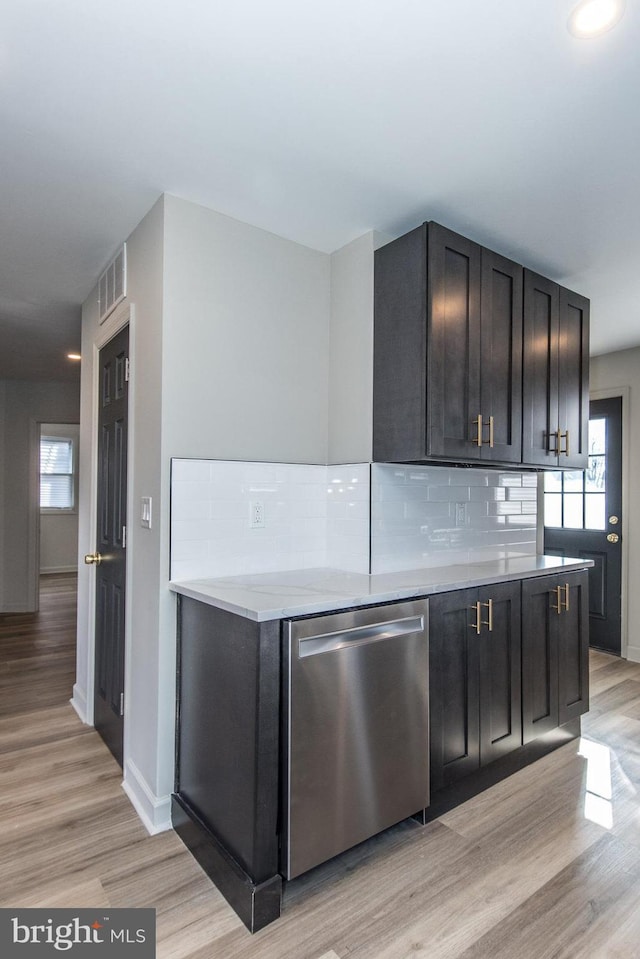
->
453, 832, 640, 959
0, 878, 112, 909
586, 677, 640, 719
0, 704, 92, 755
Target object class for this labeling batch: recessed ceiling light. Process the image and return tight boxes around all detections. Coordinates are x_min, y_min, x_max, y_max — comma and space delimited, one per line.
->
568, 0, 626, 38
67, 353, 82, 361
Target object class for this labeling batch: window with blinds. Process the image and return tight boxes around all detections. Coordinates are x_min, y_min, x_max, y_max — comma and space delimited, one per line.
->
40, 436, 75, 510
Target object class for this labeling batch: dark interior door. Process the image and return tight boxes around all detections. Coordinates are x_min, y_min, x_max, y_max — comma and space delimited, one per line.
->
544, 396, 622, 655
93, 325, 129, 765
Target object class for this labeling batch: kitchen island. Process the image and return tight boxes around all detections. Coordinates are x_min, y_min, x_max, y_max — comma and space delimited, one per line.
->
170, 555, 592, 932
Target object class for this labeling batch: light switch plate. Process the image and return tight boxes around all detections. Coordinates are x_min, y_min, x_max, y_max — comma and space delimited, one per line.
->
141, 496, 152, 529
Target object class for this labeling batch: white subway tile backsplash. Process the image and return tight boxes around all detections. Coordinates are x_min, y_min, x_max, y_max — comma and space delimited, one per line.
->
171, 459, 538, 581
448, 469, 489, 487
326, 464, 370, 573
170, 460, 371, 579
469, 486, 507, 502
371, 463, 537, 573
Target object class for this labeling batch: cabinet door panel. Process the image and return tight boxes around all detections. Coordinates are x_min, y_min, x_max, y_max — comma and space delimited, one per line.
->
558, 288, 590, 469
428, 224, 482, 460
478, 581, 522, 764
522, 270, 560, 467
522, 577, 560, 743
429, 588, 480, 791
480, 250, 523, 463
558, 571, 590, 724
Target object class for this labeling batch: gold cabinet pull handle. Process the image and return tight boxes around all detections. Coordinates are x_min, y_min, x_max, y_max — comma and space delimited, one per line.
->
548, 429, 561, 454
482, 598, 493, 631
469, 601, 482, 634
550, 584, 570, 613
559, 430, 570, 456
472, 415, 494, 449
472, 414, 483, 447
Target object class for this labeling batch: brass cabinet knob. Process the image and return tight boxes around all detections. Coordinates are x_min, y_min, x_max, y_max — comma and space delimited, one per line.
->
84, 552, 103, 566
606, 533, 619, 544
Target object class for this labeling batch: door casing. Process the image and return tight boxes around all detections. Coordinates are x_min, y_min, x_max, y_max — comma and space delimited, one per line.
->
83, 301, 135, 768
589, 387, 629, 659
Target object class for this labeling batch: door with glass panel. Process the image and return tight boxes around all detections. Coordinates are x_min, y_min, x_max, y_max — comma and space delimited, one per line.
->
544, 397, 622, 655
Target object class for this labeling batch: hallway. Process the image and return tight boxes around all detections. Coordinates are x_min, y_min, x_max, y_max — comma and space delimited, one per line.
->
1, 576, 640, 957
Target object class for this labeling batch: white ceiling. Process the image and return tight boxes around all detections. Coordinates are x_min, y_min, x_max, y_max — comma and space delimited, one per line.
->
1, 0, 639, 380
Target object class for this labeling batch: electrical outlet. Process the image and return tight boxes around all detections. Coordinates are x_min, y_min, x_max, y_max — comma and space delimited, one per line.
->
250, 500, 265, 529
455, 502, 467, 527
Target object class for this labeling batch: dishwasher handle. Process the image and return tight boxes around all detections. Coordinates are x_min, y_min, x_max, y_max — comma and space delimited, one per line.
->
298, 615, 425, 658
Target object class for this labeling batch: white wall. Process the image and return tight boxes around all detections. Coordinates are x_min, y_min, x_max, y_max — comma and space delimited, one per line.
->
162, 195, 330, 463
39, 423, 80, 573
40, 513, 79, 573
0, 380, 80, 612
590, 347, 640, 662
328, 230, 390, 464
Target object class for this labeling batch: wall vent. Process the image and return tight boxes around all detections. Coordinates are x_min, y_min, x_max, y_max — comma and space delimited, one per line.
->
98, 243, 127, 323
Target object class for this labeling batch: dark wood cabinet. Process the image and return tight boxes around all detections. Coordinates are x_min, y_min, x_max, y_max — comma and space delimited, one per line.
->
173, 596, 282, 932
430, 580, 522, 793
373, 222, 523, 466
522, 271, 589, 468
521, 570, 589, 743
374, 223, 589, 470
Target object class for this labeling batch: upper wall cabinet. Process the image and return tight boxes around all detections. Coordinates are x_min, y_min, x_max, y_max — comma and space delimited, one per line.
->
373, 222, 589, 470
521, 271, 590, 469
373, 222, 522, 465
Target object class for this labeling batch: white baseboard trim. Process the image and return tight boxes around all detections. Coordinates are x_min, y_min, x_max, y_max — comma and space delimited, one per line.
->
122, 759, 172, 835
625, 644, 640, 664
40, 566, 78, 574
70, 685, 89, 724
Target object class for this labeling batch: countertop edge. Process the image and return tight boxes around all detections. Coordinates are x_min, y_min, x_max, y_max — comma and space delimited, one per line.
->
169, 557, 594, 622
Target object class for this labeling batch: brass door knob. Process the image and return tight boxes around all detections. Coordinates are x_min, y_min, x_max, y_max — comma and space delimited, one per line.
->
606, 533, 619, 544
609, 515, 619, 525
84, 552, 103, 566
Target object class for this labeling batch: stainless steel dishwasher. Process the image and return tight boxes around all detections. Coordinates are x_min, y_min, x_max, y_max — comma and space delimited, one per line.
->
283, 598, 429, 879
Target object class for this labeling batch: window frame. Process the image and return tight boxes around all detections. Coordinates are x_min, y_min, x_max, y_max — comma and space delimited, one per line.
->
39, 432, 78, 515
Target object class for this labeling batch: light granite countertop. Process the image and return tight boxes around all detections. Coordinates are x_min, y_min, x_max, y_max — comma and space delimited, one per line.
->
169, 554, 593, 622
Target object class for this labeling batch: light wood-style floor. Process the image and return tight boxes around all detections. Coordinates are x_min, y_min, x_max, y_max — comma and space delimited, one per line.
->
1, 574, 639, 958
